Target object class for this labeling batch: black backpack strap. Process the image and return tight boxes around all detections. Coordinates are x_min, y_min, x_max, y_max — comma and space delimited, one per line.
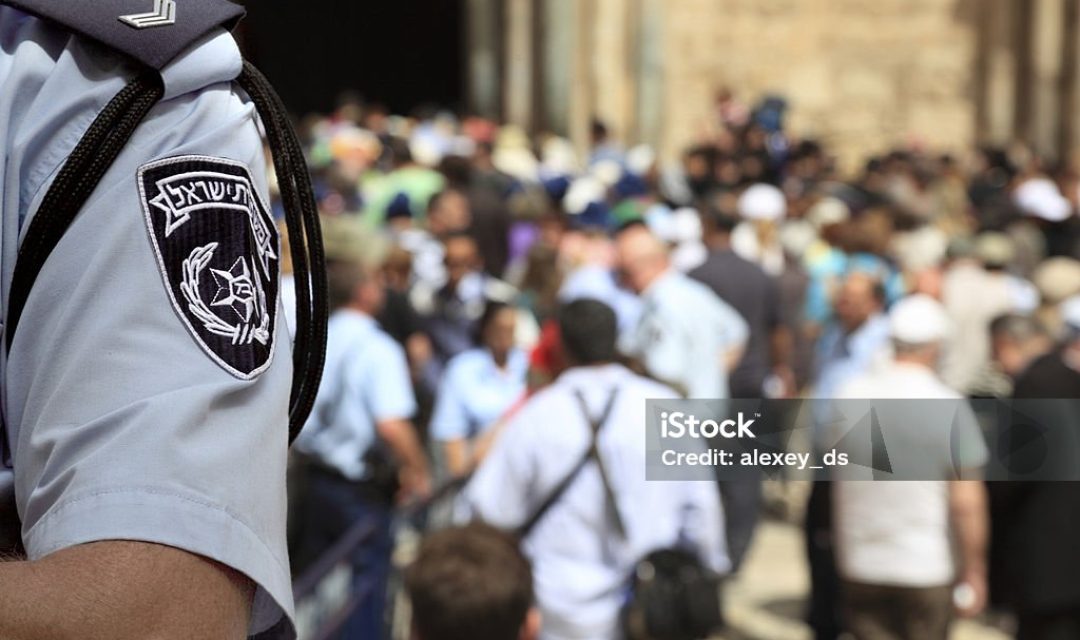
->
4, 62, 326, 444
517, 386, 621, 537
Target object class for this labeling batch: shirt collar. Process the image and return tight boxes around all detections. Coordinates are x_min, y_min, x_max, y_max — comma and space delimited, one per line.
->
556, 363, 631, 388
331, 308, 378, 331
642, 268, 678, 298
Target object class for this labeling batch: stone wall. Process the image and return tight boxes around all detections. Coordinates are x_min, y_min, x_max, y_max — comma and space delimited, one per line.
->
657, 0, 979, 172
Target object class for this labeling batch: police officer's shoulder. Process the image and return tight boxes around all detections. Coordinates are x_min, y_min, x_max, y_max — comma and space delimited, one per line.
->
5, 0, 244, 70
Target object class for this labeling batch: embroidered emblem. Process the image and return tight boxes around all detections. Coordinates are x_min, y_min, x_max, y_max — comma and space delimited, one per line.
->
139, 156, 279, 379
119, 0, 177, 29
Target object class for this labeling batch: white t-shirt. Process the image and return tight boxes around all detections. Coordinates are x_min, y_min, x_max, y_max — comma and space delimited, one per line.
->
831, 362, 988, 587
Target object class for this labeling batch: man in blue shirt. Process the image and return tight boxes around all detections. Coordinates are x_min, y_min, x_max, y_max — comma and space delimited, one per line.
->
616, 224, 748, 399
293, 228, 430, 639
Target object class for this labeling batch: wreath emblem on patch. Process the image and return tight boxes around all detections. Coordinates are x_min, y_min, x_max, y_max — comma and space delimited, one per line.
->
138, 156, 279, 379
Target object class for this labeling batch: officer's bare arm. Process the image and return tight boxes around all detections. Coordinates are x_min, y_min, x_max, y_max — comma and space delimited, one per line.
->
0, 540, 253, 640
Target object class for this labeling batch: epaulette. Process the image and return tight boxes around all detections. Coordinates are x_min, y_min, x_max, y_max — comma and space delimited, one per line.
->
0, 0, 244, 70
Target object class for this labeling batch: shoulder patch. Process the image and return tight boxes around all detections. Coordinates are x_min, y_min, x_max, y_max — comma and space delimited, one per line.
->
138, 155, 279, 379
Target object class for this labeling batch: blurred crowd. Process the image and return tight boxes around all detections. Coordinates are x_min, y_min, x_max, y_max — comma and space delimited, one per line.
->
280, 89, 1080, 640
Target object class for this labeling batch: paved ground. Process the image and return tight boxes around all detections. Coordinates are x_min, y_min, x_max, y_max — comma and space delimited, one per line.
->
722, 518, 1012, 640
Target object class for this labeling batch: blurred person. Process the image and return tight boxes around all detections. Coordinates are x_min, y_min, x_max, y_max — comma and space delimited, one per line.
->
732, 183, 788, 276
431, 301, 528, 477
941, 232, 1038, 395
715, 87, 750, 130
989, 314, 1053, 382
558, 227, 643, 334
992, 296, 1080, 640
292, 232, 431, 639
1011, 175, 1076, 268
1031, 257, 1080, 338
691, 206, 795, 399
412, 232, 531, 386
615, 225, 757, 570
406, 523, 540, 640
463, 299, 729, 639
362, 136, 446, 227
616, 224, 749, 399
589, 118, 623, 166
376, 245, 436, 412
399, 187, 474, 289
806, 271, 891, 640
832, 295, 990, 640
812, 272, 891, 401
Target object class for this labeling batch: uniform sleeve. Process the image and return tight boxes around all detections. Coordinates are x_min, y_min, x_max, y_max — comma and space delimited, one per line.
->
363, 339, 417, 422
634, 308, 692, 388
430, 359, 471, 441
7, 82, 296, 636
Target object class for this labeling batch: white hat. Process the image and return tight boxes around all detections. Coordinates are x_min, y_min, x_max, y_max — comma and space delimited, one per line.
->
805, 197, 850, 230
563, 176, 606, 216
591, 159, 624, 187
1033, 257, 1080, 303
889, 294, 951, 344
1062, 295, 1080, 332
670, 207, 703, 243
626, 144, 657, 176
1014, 178, 1073, 222
737, 183, 786, 221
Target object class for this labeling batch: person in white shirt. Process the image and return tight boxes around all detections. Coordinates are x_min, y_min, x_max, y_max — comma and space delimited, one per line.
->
831, 294, 990, 640
463, 298, 729, 640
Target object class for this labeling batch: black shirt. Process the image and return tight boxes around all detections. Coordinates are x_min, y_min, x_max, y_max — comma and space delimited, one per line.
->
690, 248, 781, 397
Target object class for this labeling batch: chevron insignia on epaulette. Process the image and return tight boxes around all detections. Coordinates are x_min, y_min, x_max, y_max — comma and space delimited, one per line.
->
119, 0, 176, 29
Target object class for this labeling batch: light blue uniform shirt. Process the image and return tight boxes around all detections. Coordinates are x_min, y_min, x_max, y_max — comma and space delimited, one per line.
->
463, 364, 729, 640
0, 11, 296, 638
430, 347, 528, 441
621, 269, 749, 399
558, 264, 643, 334
294, 310, 416, 481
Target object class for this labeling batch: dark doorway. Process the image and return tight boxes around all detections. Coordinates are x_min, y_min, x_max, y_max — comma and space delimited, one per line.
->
241, 1, 465, 117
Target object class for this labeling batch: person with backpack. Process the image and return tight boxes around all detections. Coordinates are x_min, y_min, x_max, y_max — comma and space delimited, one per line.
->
463, 298, 728, 639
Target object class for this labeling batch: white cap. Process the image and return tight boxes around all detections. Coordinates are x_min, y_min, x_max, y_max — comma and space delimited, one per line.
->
737, 183, 786, 221
1014, 177, 1073, 222
563, 176, 606, 216
1062, 295, 1080, 332
671, 207, 703, 243
805, 197, 850, 230
626, 144, 657, 176
541, 136, 580, 175
889, 294, 951, 344
591, 159, 624, 187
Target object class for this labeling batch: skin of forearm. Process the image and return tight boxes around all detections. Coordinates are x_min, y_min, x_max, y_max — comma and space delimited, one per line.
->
950, 480, 989, 577
770, 326, 794, 368
442, 439, 470, 477
0, 541, 252, 640
378, 419, 429, 475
